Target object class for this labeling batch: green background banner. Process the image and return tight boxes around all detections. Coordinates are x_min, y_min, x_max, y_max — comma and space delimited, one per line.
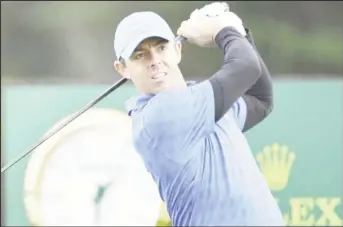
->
2, 80, 342, 226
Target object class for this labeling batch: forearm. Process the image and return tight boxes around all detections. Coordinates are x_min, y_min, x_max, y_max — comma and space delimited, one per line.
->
242, 29, 273, 132
208, 26, 262, 122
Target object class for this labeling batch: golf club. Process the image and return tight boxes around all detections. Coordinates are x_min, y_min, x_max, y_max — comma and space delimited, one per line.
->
1, 1, 231, 173
1, 36, 185, 174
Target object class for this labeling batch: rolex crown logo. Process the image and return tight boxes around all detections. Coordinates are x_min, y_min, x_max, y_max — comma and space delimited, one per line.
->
256, 143, 296, 191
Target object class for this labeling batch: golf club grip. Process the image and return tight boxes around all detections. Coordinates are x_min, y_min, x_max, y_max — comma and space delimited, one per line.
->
175, 35, 186, 42
1, 78, 128, 174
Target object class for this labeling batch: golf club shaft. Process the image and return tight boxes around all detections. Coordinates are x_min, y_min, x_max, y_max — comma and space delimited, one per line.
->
1, 78, 128, 174
1, 35, 186, 174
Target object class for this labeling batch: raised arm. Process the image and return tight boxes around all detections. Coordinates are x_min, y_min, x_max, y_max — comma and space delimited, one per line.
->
208, 26, 262, 123
241, 28, 273, 132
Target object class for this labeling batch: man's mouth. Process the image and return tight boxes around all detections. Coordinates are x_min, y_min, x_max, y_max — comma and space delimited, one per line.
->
151, 72, 167, 80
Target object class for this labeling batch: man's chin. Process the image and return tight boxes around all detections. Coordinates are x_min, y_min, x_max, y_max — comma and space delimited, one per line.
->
150, 83, 170, 94
145, 81, 187, 95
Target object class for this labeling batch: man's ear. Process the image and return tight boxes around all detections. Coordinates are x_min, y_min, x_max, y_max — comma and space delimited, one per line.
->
114, 60, 131, 79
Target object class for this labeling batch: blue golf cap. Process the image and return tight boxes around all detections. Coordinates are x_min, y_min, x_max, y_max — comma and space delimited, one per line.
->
114, 11, 176, 60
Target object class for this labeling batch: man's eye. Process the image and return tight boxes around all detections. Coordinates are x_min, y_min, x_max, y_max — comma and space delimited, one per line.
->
158, 45, 167, 51
134, 53, 143, 60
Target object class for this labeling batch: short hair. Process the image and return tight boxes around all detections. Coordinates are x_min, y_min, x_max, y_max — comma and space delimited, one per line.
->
119, 57, 126, 65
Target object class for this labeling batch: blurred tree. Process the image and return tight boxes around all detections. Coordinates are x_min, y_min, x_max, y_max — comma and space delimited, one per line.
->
1, 1, 342, 84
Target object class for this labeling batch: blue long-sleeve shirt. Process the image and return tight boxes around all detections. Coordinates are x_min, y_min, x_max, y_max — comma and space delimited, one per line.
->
125, 27, 284, 226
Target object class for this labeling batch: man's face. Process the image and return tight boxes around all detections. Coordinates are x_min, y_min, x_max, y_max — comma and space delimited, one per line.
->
114, 37, 185, 95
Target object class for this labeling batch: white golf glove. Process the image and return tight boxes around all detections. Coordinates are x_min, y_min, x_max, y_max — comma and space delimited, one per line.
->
193, 2, 230, 18
177, 2, 247, 47
196, 2, 246, 37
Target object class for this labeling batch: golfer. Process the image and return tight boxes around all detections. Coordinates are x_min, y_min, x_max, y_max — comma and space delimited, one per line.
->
113, 4, 284, 226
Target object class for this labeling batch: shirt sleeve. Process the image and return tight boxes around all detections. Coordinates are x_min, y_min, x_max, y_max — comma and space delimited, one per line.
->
143, 81, 215, 161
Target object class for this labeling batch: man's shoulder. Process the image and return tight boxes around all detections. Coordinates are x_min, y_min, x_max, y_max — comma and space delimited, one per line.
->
129, 94, 176, 140
130, 80, 215, 146
130, 99, 185, 162
135, 94, 184, 137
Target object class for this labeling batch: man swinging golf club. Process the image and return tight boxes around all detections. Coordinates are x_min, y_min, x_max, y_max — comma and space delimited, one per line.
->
113, 2, 284, 226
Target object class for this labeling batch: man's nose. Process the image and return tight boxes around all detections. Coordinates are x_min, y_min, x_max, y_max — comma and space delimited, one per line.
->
149, 51, 162, 67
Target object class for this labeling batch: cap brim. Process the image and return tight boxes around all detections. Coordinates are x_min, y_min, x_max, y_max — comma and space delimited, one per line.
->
120, 32, 173, 60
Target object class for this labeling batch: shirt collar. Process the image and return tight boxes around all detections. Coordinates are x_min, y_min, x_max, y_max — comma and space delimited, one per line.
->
125, 81, 196, 116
